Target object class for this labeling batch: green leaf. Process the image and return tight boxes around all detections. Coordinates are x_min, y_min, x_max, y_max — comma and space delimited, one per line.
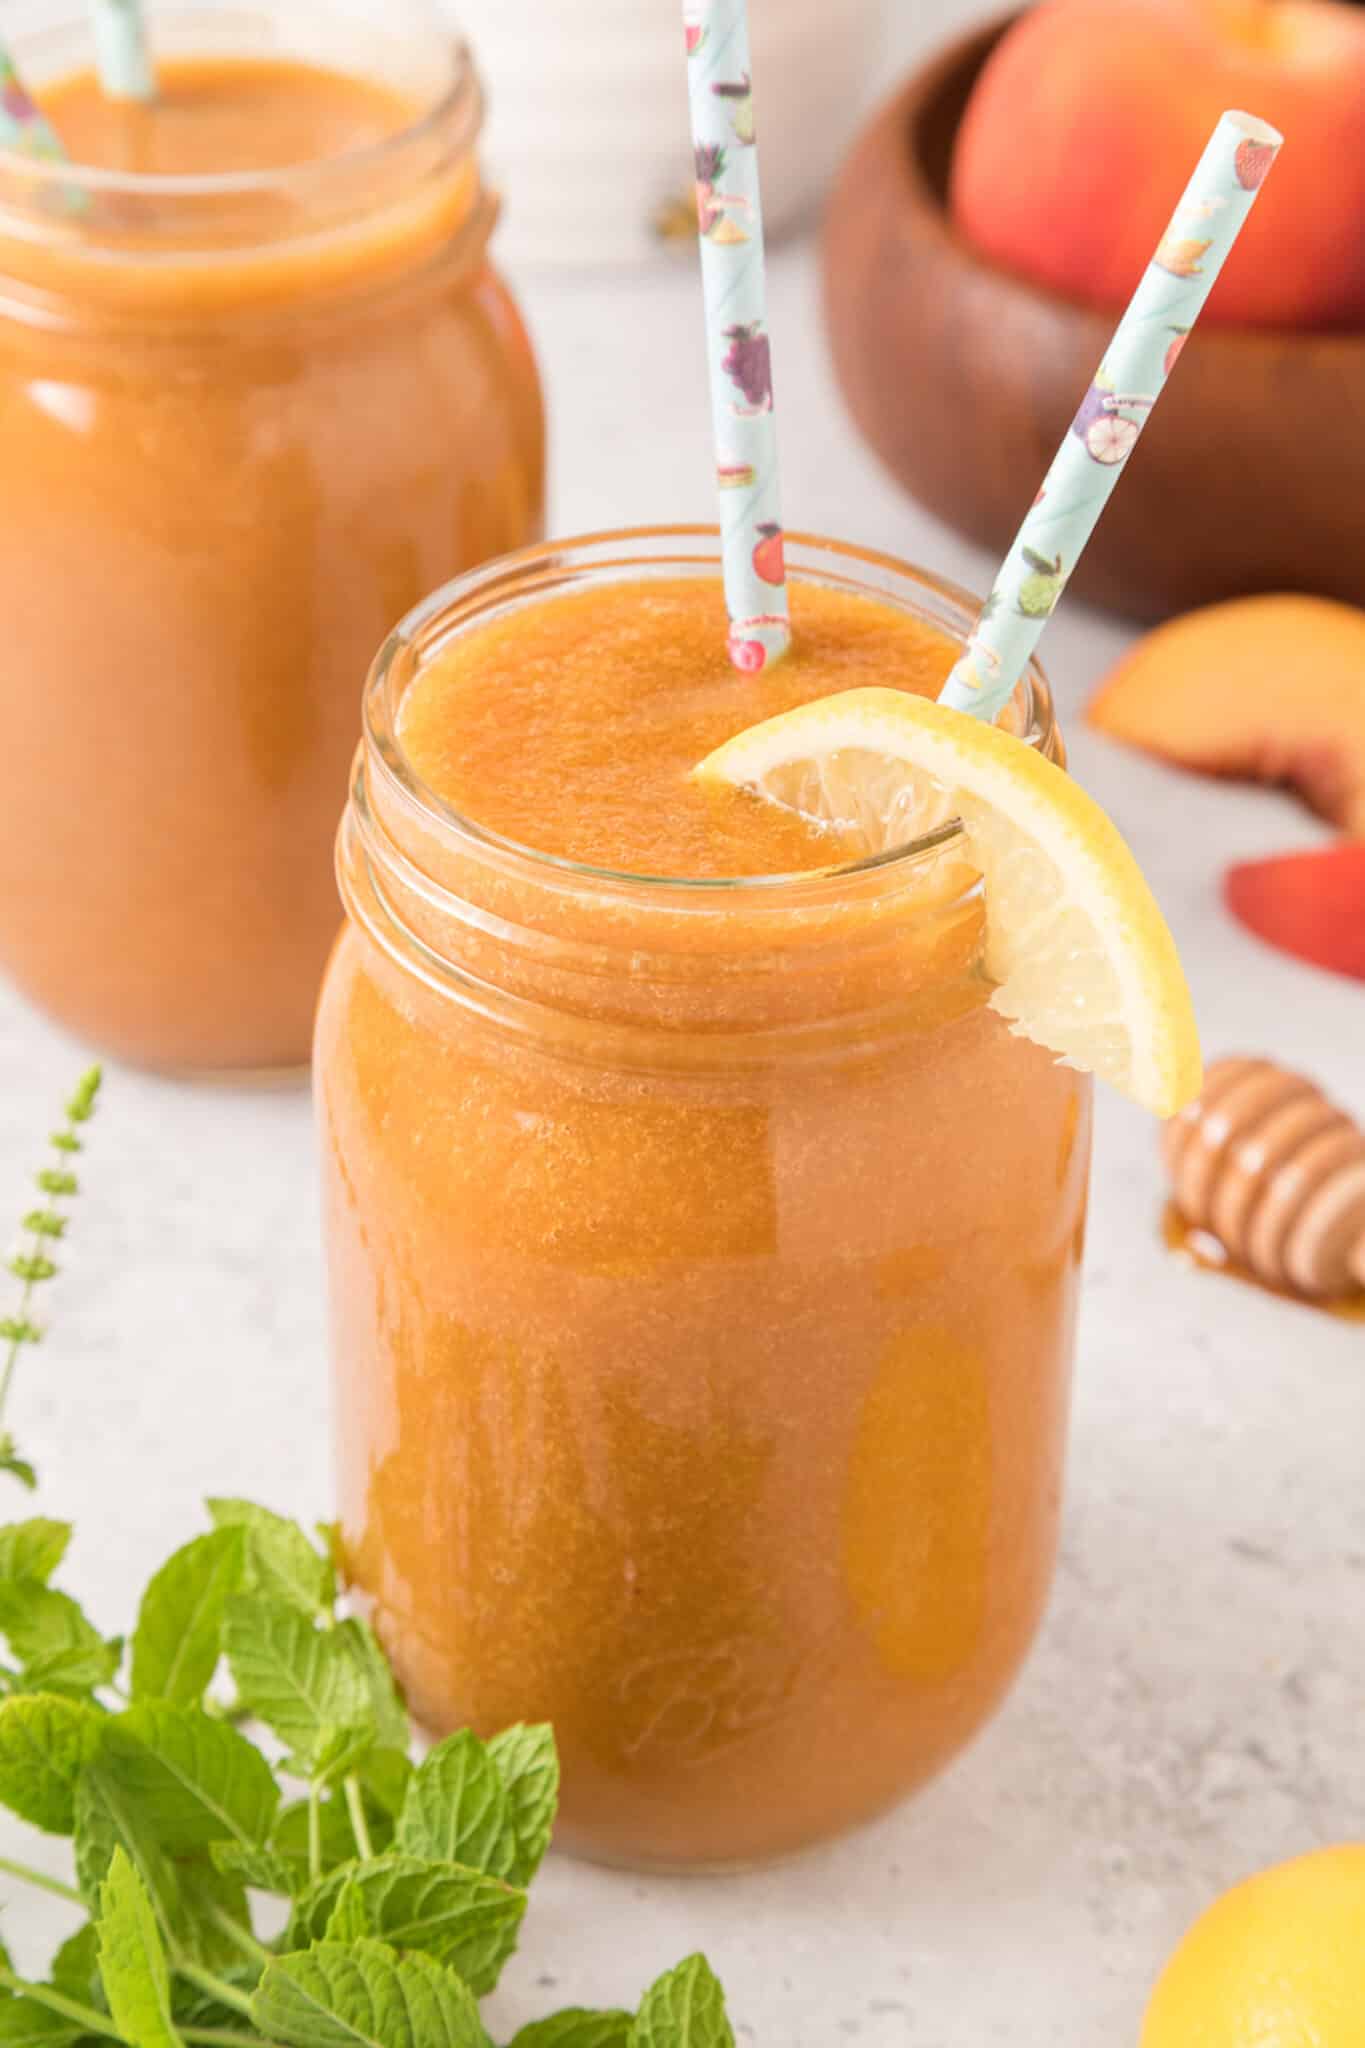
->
395, 1732, 511, 1878
286, 1854, 525, 1996
206, 1503, 334, 1622
48, 1923, 100, 2007
130, 1529, 245, 1708
0, 1694, 104, 1833
332, 1622, 407, 1755
209, 1840, 306, 1898
0, 1523, 70, 1585
322, 1877, 370, 1944
223, 1597, 369, 1762
0, 1586, 119, 1696
357, 1750, 411, 1822
486, 1726, 559, 1888
507, 2016, 632, 2048
96, 1848, 182, 2048
172, 1860, 254, 1975
0, 1451, 38, 1494
272, 1796, 380, 1881
171, 1960, 260, 2033
98, 1704, 279, 1851
73, 1761, 179, 1922
629, 1959, 733, 2048
251, 1939, 489, 2048
0, 1999, 85, 2046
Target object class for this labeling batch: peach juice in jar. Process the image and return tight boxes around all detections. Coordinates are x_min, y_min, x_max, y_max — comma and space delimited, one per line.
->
316, 530, 1093, 1870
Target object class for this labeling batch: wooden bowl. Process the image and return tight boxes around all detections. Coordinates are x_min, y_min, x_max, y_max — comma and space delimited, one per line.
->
822, 15, 1365, 623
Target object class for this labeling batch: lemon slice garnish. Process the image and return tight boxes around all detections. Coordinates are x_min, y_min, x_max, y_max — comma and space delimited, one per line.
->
693, 688, 1201, 1114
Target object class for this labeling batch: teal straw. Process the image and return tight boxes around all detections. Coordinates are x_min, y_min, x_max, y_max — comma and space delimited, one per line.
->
90, 0, 154, 101
940, 110, 1282, 724
0, 45, 67, 160
685, 0, 790, 674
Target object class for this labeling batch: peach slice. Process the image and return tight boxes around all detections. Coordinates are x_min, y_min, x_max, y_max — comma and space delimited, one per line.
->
1087, 594, 1365, 835
1224, 842, 1365, 982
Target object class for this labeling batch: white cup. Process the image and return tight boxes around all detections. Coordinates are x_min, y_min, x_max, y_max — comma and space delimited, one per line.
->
446, 0, 888, 267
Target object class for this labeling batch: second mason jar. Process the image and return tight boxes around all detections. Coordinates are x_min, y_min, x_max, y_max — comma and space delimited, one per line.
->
0, 0, 544, 1071
317, 531, 1093, 1870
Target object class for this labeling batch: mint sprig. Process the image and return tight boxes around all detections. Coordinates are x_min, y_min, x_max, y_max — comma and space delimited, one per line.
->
0, 1069, 101, 1495
0, 1502, 736, 2044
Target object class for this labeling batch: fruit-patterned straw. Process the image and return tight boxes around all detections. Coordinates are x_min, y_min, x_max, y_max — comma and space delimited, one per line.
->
90, 0, 155, 101
0, 44, 68, 161
684, 0, 789, 673
940, 111, 1282, 724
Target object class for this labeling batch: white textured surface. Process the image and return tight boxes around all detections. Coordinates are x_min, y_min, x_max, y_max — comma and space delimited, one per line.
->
2, 5, 1363, 2039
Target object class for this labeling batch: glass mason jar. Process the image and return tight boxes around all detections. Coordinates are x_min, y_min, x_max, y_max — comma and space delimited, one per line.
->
0, 0, 545, 1072
317, 530, 1093, 1870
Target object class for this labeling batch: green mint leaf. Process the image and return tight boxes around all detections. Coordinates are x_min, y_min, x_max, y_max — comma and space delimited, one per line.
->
0, 1523, 70, 1586
273, 1795, 384, 1881
0, 1585, 119, 1697
332, 1621, 407, 1756
0, 1998, 85, 2045
171, 1860, 254, 1975
284, 1721, 378, 1792
171, 1960, 260, 2033
0, 1452, 38, 1494
486, 1726, 559, 1888
73, 1760, 179, 1923
96, 1847, 183, 2048
130, 1528, 245, 1708
252, 1938, 489, 2048
48, 1922, 101, 2007
33, 1172, 76, 1201
508, 2015, 632, 2048
209, 1839, 306, 1898
394, 1731, 512, 1878
99, 1703, 279, 1851
322, 1876, 370, 1944
206, 1502, 335, 1621
286, 1854, 525, 1996
629, 1959, 733, 2048
223, 1595, 369, 1762
0, 1693, 104, 1833
357, 1748, 411, 1823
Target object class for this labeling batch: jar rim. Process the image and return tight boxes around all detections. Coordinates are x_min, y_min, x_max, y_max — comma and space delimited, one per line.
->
0, 0, 477, 209
361, 524, 1061, 905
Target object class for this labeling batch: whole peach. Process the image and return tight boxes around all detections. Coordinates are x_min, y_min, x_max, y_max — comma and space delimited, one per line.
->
950, 0, 1365, 329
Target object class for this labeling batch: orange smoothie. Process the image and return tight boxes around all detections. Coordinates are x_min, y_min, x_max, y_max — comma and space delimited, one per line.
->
0, 9, 544, 1070
317, 535, 1091, 1868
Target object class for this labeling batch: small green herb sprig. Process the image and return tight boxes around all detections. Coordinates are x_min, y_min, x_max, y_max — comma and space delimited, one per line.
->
0, 1067, 102, 1493
0, 1501, 734, 2046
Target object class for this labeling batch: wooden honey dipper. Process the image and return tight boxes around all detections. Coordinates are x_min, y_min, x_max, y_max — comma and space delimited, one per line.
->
1163, 1057, 1365, 1299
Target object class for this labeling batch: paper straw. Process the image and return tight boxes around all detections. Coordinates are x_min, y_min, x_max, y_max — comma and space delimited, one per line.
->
90, 0, 155, 101
0, 45, 68, 161
684, 0, 790, 674
940, 111, 1282, 723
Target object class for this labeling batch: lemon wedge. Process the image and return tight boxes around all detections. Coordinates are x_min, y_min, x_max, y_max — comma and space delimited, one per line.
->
693, 687, 1201, 1114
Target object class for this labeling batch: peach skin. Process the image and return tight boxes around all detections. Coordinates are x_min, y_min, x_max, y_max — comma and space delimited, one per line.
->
950, 0, 1365, 330
1225, 843, 1365, 982
1086, 594, 1365, 835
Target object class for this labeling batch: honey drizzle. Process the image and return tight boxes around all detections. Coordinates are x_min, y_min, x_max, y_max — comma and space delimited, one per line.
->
1161, 1204, 1365, 1322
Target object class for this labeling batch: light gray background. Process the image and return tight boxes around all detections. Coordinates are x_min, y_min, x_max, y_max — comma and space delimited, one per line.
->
1, 5, 1362, 2041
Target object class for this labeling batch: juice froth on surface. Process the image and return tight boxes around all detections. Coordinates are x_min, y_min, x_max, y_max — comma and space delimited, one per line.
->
397, 576, 960, 878
38, 57, 417, 174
